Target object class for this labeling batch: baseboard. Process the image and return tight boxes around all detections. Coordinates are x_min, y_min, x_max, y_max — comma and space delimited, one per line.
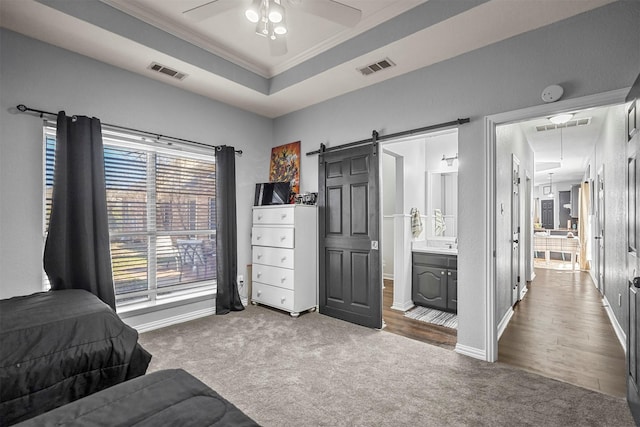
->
391, 300, 414, 312
497, 307, 514, 339
455, 343, 486, 361
589, 271, 598, 289
519, 286, 528, 300
602, 296, 626, 353
133, 307, 216, 333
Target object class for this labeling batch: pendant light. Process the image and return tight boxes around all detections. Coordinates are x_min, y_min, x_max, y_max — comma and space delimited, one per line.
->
547, 173, 554, 198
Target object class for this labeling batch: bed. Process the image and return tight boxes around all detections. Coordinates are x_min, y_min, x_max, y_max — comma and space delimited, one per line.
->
0, 289, 152, 426
13, 369, 259, 427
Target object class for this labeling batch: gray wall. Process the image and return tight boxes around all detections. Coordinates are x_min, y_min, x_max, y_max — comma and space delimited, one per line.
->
1, 1, 638, 355
273, 2, 640, 354
0, 29, 273, 305
587, 104, 629, 334
495, 123, 534, 324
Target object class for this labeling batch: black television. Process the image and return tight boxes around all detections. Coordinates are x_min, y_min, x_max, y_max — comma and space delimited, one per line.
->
254, 182, 291, 206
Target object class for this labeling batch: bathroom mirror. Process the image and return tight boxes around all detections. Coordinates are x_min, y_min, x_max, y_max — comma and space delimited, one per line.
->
426, 171, 458, 237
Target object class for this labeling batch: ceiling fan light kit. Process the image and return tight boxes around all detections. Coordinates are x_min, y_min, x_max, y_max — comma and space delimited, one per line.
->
248, 0, 288, 39
245, 0, 262, 23
186, 0, 363, 56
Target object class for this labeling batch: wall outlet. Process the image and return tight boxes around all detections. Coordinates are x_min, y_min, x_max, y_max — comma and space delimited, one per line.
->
237, 275, 244, 285
619, 293, 622, 307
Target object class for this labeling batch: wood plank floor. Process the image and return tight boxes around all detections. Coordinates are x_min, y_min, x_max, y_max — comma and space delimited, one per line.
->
498, 268, 626, 398
382, 279, 457, 350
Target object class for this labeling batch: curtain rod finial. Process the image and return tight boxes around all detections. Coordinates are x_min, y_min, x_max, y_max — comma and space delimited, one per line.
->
17, 104, 27, 112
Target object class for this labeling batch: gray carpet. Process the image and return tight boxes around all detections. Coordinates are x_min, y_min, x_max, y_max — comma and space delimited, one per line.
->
139, 304, 634, 426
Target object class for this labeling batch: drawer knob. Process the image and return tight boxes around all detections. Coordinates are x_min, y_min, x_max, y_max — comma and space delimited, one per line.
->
441, 271, 445, 275
280, 236, 286, 241
281, 213, 287, 219
257, 254, 262, 259
281, 297, 286, 304
448, 271, 451, 276
281, 256, 287, 262
256, 235, 262, 240
281, 276, 286, 282
257, 214, 263, 220
257, 272, 262, 278
257, 291, 262, 297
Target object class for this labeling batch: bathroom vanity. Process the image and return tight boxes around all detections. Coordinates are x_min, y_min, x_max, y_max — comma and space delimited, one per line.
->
412, 241, 457, 313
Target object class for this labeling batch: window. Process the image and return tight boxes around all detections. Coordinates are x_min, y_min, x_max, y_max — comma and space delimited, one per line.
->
44, 124, 217, 308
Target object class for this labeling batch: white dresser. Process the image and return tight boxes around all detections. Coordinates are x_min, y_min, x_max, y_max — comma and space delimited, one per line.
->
251, 204, 317, 317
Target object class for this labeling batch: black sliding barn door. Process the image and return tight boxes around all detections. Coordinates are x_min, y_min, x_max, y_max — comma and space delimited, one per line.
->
318, 143, 382, 329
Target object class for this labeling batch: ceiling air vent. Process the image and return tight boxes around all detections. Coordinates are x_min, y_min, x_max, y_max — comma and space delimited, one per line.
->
357, 58, 395, 76
148, 62, 187, 81
535, 117, 591, 132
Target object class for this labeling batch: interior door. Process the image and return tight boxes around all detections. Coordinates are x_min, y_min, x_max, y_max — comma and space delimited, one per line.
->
626, 95, 640, 423
318, 143, 382, 329
511, 155, 521, 306
596, 166, 605, 295
541, 199, 554, 230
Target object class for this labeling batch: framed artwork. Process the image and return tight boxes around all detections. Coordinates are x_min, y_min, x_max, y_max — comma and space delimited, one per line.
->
543, 185, 551, 195
269, 141, 301, 196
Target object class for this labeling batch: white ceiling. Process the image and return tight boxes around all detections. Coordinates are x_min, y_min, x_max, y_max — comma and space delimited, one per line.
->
0, 0, 614, 118
516, 105, 611, 185
103, 0, 426, 78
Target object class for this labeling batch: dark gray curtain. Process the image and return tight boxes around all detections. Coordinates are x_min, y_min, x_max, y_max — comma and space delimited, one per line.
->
44, 111, 116, 310
215, 145, 244, 314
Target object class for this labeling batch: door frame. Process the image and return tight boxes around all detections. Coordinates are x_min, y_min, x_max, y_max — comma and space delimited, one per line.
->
596, 165, 606, 295
511, 154, 521, 307
484, 88, 628, 362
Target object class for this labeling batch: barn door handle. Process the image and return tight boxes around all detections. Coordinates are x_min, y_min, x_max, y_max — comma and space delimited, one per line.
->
633, 277, 640, 288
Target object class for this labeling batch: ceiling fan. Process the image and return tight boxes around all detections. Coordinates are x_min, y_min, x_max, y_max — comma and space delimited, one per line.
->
182, 0, 363, 56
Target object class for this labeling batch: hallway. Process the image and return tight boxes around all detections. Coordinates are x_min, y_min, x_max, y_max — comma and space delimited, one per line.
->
498, 267, 626, 397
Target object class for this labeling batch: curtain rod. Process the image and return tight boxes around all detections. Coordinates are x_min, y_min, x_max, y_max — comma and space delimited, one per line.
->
16, 104, 242, 155
306, 118, 470, 156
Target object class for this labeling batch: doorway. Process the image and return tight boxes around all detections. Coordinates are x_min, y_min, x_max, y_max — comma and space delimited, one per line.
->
487, 91, 629, 395
379, 129, 459, 347
485, 90, 626, 368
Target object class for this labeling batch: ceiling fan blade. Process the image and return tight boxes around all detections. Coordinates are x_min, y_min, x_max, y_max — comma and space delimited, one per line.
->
269, 37, 288, 56
291, 0, 362, 27
182, 0, 237, 22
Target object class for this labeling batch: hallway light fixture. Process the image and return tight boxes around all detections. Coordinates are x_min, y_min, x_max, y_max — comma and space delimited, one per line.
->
441, 153, 458, 166
549, 113, 574, 125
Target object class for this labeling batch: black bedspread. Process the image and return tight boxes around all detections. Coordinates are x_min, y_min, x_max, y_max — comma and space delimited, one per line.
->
14, 369, 259, 427
0, 290, 151, 426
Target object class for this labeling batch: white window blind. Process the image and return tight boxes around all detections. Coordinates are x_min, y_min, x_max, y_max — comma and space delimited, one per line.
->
44, 124, 217, 307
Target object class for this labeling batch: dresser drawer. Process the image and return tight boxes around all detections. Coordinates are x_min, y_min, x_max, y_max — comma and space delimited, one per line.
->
252, 282, 294, 311
252, 227, 294, 248
253, 207, 295, 225
252, 246, 294, 269
252, 264, 294, 290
